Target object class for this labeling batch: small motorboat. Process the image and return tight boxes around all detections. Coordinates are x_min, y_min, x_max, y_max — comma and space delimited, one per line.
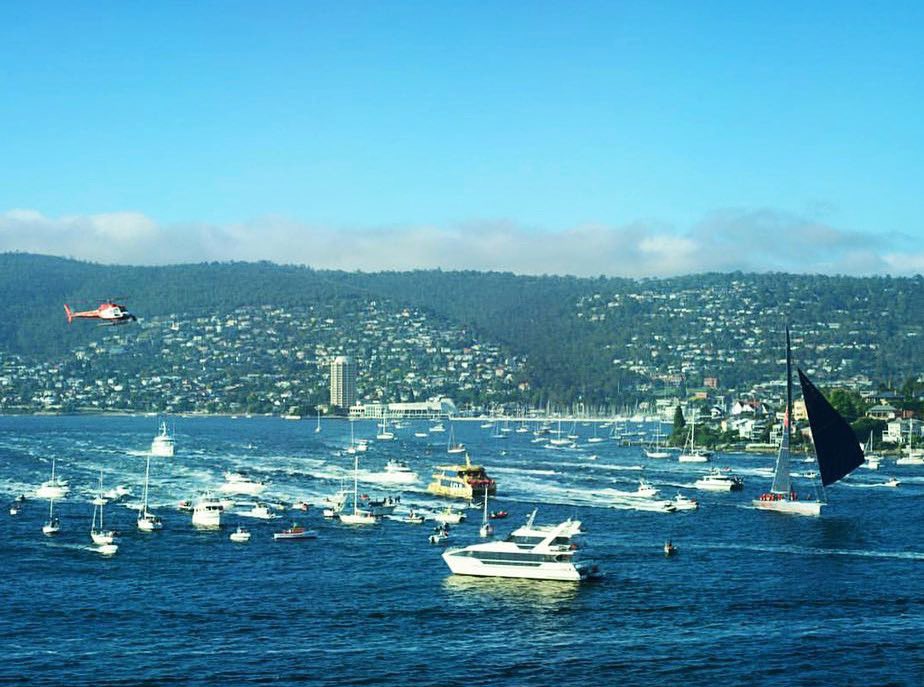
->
664, 540, 678, 557
489, 510, 508, 520
273, 524, 317, 541
94, 543, 119, 556
292, 500, 311, 511
883, 478, 901, 488
177, 500, 194, 512
230, 526, 252, 543
428, 526, 451, 545
404, 510, 425, 524
9, 503, 19, 516
432, 507, 466, 525
239, 504, 276, 520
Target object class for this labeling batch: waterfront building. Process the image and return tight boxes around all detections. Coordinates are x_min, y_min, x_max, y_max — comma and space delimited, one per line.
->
330, 355, 356, 409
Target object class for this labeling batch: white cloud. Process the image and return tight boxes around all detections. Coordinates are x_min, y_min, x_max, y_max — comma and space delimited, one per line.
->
0, 208, 919, 277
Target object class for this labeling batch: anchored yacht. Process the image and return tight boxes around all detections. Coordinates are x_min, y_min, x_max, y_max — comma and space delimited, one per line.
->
151, 421, 175, 457
441, 509, 599, 582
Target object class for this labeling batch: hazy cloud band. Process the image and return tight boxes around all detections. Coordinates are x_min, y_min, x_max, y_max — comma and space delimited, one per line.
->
1, 208, 920, 277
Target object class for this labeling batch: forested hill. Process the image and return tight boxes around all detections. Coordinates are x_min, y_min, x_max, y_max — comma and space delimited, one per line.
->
2, 252, 922, 402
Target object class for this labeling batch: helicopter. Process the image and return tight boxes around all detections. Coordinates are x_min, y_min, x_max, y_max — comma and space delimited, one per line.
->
64, 301, 137, 326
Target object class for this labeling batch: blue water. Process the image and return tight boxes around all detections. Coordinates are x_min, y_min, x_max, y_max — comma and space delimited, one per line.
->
1, 415, 923, 686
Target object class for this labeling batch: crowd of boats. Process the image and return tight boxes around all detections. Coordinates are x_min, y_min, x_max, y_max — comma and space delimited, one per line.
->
9, 334, 913, 580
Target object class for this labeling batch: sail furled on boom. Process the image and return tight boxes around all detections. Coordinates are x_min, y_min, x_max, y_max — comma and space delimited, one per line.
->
797, 369, 865, 486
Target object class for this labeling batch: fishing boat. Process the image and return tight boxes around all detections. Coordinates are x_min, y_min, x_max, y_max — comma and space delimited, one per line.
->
150, 420, 175, 457
273, 524, 317, 540
427, 454, 497, 500
91, 470, 117, 545
753, 327, 864, 516
137, 453, 163, 531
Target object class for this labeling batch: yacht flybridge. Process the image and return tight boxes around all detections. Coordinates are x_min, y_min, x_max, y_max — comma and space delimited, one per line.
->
441, 509, 600, 582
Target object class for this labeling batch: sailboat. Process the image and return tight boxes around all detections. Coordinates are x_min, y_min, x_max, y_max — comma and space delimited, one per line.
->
678, 411, 710, 462
345, 420, 357, 454
447, 424, 466, 454
137, 454, 163, 531
588, 423, 605, 444
479, 488, 494, 538
338, 453, 378, 525
376, 416, 395, 441
42, 498, 60, 535
754, 327, 864, 516
315, 409, 321, 433
549, 420, 571, 446
37, 457, 70, 499
91, 470, 117, 546
644, 425, 671, 459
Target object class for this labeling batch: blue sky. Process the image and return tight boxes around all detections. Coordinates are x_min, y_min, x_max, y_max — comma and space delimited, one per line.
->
1, 1, 922, 275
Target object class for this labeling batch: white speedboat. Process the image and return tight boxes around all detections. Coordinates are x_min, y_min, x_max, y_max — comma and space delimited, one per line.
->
442, 509, 600, 581
671, 493, 699, 511
239, 504, 276, 520
219, 471, 266, 495
230, 526, 251, 542
104, 485, 131, 501
634, 479, 660, 498
151, 421, 175, 457
94, 543, 119, 556
432, 506, 466, 525
192, 493, 223, 528
883, 477, 901, 488
429, 527, 451, 545
404, 510, 425, 524
694, 469, 744, 492
37, 457, 70, 499
376, 459, 419, 484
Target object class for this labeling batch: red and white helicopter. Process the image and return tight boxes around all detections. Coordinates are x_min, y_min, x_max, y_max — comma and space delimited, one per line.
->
64, 301, 137, 326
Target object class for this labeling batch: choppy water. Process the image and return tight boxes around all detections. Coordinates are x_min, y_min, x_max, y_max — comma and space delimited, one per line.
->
1, 415, 923, 686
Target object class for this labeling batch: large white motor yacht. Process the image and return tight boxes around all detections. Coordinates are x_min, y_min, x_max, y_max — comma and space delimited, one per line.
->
441, 509, 600, 582
191, 493, 223, 528
151, 421, 175, 457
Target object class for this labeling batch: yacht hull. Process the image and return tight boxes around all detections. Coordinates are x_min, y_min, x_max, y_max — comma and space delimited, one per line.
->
442, 552, 591, 582
752, 499, 823, 516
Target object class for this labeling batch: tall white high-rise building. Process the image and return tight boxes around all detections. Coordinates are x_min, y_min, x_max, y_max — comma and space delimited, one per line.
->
330, 355, 356, 409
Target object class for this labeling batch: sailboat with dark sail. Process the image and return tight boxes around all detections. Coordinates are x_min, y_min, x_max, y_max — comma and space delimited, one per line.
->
754, 327, 865, 516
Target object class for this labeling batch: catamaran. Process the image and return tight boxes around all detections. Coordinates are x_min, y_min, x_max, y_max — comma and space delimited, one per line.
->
754, 328, 864, 516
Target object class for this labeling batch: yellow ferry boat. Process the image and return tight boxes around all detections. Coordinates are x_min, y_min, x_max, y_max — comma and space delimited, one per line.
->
427, 454, 497, 499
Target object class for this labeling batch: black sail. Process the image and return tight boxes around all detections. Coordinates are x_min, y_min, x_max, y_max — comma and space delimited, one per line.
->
797, 369, 865, 486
